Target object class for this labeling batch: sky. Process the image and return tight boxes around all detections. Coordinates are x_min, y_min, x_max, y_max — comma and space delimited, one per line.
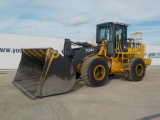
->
0, 0, 160, 45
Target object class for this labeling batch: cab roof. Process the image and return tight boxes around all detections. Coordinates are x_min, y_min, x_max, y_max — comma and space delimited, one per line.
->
97, 22, 129, 27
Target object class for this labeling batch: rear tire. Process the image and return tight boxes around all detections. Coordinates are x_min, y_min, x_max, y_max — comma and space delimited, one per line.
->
81, 57, 109, 87
128, 58, 146, 81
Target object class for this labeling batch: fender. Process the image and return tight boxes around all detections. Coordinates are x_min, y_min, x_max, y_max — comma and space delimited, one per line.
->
71, 46, 100, 69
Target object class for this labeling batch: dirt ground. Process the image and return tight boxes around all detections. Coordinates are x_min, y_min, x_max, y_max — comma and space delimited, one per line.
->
0, 66, 160, 120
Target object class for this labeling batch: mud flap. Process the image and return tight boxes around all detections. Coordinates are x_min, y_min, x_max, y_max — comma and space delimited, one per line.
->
13, 48, 76, 99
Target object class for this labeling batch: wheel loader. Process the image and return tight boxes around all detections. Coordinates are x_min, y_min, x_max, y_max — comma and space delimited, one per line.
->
13, 22, 151, 99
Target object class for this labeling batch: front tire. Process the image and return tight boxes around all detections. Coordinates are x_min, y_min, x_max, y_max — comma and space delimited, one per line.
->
81, 57, 109, 87
109, 74, 115, 77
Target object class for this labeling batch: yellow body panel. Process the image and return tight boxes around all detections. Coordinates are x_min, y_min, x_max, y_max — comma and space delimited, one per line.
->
144, 58, 152, 65
110, 58, 124, 73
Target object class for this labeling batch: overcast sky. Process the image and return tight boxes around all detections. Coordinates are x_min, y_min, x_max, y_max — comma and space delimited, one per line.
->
0, 0, 160, 45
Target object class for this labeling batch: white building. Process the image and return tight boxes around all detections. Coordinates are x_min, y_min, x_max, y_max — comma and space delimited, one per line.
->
0, 33, 159, 69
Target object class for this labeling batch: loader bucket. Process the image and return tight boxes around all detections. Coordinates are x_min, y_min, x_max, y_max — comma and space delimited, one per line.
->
13, 48, 76, 99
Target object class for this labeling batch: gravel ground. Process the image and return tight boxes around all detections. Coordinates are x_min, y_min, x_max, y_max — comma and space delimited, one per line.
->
0, 66, 160, 120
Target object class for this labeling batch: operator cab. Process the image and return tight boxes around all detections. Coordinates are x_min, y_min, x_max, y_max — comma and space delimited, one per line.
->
96, 22, 129, 56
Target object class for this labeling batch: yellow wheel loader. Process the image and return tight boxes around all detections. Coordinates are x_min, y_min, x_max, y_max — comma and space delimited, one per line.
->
13, 22, 151, 99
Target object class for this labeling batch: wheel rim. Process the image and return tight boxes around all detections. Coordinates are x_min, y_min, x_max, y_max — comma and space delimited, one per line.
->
93, 64, 106, 81
135, 64, 144, 76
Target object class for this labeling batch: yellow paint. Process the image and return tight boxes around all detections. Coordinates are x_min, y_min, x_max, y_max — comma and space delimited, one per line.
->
98, 40, 107, 56
110, 58, 124, 73
93, 64, 106, 81
76, 63, 82, 73
135, 64, 143, 76
144, 58, 152, 65
40, 48, 60, 82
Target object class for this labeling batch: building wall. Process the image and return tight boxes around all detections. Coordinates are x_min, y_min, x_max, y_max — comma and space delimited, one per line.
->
0, 33, 159, 69
145, 45, 160, 65
0, 33, 88, 69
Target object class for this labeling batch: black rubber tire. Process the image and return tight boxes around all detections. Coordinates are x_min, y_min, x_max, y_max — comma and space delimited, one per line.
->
81, 56, 109, 87
76, 72, 81, 79
122, 71, 129, 80
109, 74, 115, 77
128, 58, 146, 81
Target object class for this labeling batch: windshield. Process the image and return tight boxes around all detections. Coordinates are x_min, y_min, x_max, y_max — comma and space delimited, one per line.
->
98, 26, 113, 42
